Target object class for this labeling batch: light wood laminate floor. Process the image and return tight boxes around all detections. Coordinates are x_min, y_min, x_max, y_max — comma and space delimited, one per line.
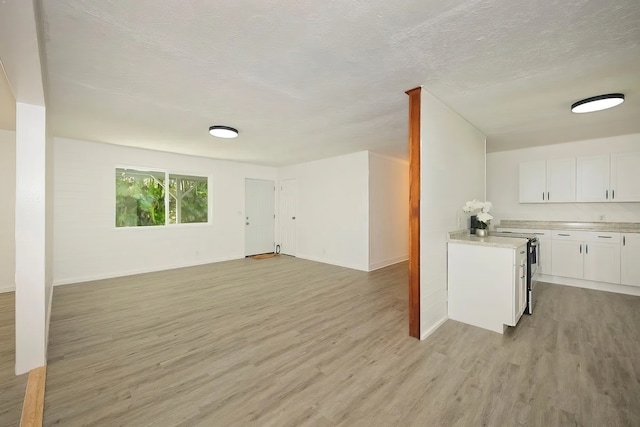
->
44, 257, 640, 426
0, 292, 28, 427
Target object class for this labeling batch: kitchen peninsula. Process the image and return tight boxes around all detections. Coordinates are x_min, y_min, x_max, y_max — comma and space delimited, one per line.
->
447, 230, 529, 334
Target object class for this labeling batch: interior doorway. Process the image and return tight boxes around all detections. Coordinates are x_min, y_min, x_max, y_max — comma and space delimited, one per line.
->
279, 179, 297, 256
245, 179, 275, 256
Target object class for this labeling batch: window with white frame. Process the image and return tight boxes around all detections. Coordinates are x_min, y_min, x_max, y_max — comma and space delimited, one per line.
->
115, 168, 208, 227
168, 174, 208, 224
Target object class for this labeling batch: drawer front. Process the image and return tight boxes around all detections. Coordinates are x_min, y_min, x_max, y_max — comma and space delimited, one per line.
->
496, 228, 551, 238
551, 230, 589, 241
583, 231, 621, 244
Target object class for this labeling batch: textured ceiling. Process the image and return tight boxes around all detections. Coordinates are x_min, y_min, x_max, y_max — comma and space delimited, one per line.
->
0, 63, 16, 131
38, 0, 640, 165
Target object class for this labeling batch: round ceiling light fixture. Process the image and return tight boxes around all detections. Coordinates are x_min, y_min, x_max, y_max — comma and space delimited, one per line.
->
209, 125, 239, 138
571, 93, 625, 114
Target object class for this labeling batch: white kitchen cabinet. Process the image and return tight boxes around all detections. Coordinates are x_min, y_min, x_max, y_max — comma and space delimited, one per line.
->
551, 231, 621, 284
577, 155, 610, 202
546, 158, 576, 202
621, 234, 640, 287
519, 159, 575, 203
519, 160, 546, 203
514, 247, 528, 325
611, 152, 640, 202
583, 241, 621, 284
551, 239, 584, 279
448, 241, 528, 334
538, 237, 552, 275
577, 152, 640, 202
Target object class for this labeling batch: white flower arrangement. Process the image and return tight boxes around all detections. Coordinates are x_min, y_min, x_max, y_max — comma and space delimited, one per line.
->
463, 199, 493, 227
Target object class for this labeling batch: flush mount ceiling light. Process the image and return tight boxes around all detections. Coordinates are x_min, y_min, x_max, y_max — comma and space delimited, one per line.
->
209, 125, 239, 138
571, 93, 625, 113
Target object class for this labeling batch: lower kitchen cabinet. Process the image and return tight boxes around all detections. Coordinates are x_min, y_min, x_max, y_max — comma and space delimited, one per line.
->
583, 241, 621, 284
538, 237, 552, 275
550, 231, 621, 284
448, 241, 528, 334
621, 234, 640, 287
551, 239, 584, 279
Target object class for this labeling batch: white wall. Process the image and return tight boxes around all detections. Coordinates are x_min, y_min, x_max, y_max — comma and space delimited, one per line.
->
487, 133, 640, 224
45, 118, 54, 344
278, 151, 370, 271
54, 137, 277, 285
15, 103, 47, 374
369, 152, 409, 271
420, 90, 486, 339
0, 130, 16, 293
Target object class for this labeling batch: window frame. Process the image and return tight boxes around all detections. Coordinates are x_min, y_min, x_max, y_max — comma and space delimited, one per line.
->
114, 165, 212, 229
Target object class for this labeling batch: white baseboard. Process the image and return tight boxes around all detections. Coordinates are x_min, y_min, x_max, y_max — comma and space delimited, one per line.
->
53, 255, 244, 286
368, 255, 409, 272
539, 274, 640, 296
420, 316, 448, 340
0, 284, 15, 293
296, 254, 369, 272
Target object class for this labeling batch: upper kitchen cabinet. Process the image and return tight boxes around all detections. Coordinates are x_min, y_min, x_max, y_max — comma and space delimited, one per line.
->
577, 155, 610, 202
519, 160, 546, 203
577, 152, 640, 202
519, 158, 575, 203
611, 152, 640, 202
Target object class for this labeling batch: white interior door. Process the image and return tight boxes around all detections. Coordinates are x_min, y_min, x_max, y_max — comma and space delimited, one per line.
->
245, 179, 275, 256
279, 179, 297, 256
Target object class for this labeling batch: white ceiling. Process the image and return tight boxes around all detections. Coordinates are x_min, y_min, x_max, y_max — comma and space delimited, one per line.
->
38, 0, 640, 166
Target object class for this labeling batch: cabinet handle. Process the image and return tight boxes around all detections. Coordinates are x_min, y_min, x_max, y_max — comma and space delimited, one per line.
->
586, 244, 589, 254
579, 244, 582, 254
547, 191, 550, 200
597, 235, 612, 239
623, 236, 626, 246
612, 189, 615, 199
520, 251, 526, 254
606, 190, 609, 200
534, 233, 545, 235
559, 233, 570, 236
542, 192, 545, 201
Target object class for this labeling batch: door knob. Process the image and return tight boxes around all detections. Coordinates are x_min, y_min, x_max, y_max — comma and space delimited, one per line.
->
246, 222, 250, 225
292, 216, 296, 220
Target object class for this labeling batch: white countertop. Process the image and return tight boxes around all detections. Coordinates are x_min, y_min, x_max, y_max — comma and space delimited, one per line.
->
448, 230, 528, 249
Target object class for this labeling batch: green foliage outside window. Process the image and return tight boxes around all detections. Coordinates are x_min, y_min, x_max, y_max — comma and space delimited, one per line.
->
169, 175, 208, 224
115, 168, 208, 227
115, 169, 166, 227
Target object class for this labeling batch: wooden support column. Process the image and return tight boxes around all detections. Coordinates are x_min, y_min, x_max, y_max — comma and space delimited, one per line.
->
20, 366, 46, 427
406, 87, 421, 339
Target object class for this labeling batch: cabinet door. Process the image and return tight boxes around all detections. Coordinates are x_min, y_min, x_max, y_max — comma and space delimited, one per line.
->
512, 248, 528, 326
546, 158, 576, 202
611, 152, 640, 202
551, 240, 584, 279
577, 155, 610, 202
621, 234, 640, 287
584, 242, 621, 284
538, 238, 552, 275
519, 161, 546, 203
